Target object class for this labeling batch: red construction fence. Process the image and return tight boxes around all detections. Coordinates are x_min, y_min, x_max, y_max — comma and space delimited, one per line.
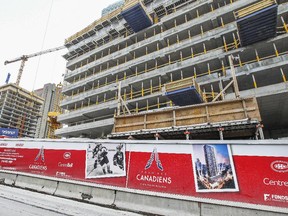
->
0, 139, 287, 208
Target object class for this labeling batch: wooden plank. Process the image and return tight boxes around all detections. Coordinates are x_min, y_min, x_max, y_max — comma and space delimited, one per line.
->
165, 77, 194, 92
114, 98, 261, 133
146, 112, 173, 129
235, 0, 275, 19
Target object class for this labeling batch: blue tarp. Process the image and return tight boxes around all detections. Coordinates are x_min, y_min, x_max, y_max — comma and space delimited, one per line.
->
236, 4, 278, 46
121, 3, 153, 32
165, 86, 203, 106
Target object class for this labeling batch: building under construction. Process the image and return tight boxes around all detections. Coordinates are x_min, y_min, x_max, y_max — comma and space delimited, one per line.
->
0, 84, 43, 138
56, 0, 288, 140
34, 83, 62, 139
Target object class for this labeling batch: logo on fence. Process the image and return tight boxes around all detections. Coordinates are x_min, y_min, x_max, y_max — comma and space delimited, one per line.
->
270, 161, 288, 173
264, 194, 271, 201
63, 152, 71, 160
264, 193, 288, 202
145, 148, 163, 171
34, 146, 45, 162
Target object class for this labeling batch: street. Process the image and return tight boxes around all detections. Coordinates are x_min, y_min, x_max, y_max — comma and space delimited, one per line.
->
0, 185, 142, 216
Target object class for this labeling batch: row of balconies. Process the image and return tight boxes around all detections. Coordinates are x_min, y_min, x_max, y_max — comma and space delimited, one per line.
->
63, 0, 233, 77
63, 0, 288, 92
58, 33, 288, 126
64, 0, 212, 61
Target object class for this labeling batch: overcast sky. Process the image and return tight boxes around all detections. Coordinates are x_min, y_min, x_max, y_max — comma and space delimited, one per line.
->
0, 0, 118, 91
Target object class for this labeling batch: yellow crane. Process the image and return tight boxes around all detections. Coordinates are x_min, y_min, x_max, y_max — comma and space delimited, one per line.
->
4, 45, 67, 138
4, 45, 66, 86
47, 83, 63, 139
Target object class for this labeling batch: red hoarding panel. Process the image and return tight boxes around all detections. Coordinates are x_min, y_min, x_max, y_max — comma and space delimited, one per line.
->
233, 155, 288, 207
0, 140, 287, 209
127, 151, 195, 195
0, 147, 85, 179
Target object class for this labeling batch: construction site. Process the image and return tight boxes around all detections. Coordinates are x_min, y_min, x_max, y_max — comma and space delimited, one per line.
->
1, 1, 288, 215
53, 0, 288, 140
0, 0, 287, 140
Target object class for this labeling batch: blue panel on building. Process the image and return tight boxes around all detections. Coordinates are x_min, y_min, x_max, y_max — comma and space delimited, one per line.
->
121, 3, 153, 32
0, 128, 19, 138
236, 4, 278, 46
165, 87, 203, 106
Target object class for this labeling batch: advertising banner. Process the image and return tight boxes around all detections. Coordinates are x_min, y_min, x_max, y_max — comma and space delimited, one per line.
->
192, 144, 239, 192
0, 128, 18, 138
86, 143, 126, 178
0, 141, 86, 179
0, 140, 287, 209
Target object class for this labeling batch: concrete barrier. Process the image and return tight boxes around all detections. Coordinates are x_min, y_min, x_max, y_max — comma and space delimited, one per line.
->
200, 202, 287, 216
15, 175, 58, 195
1, 171, 287, 216
54, 181, 115, 206
90, 186, 116, 206
0, 172, 17, 186
114, 190, 200, 216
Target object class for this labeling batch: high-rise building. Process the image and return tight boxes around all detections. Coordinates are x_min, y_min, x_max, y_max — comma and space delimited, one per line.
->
35, 83, 62, 138
203, 145, 218, 177
0, 84, 43, 138
56, 0, 288, 139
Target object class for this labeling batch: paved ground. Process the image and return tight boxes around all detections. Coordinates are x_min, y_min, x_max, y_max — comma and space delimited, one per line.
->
0, 185, 143, 216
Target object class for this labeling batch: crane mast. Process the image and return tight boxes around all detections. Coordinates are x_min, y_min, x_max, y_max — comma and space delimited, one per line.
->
4, 45, 66, 86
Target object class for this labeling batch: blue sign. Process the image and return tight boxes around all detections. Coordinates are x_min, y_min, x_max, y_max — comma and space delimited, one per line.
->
0, 128, 19, 138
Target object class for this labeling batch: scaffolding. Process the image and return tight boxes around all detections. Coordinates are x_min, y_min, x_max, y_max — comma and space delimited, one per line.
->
110, 97, 262, 140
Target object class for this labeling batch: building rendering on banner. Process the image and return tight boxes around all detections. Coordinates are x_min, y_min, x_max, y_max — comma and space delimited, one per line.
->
56, 0, 288, 139
0, 84, 43, 138
203, 145, 218, 177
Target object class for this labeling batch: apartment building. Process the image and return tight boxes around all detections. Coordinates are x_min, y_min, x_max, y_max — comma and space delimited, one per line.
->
56, 0, 288, 139
34, 83, 62, 138
0, 84, 43, 138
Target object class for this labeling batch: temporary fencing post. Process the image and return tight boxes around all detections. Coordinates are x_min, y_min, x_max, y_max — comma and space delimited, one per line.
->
223, 36, 228, 52
252, 74, 257, 88
220, 17, 225, 27
280, 68, 287, 82
281, 17, 288, 33
273, 43, 279, 57
255, 50, 260, 62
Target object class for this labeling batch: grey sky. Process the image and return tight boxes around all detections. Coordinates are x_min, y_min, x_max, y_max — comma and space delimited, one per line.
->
0, 0, 117, 91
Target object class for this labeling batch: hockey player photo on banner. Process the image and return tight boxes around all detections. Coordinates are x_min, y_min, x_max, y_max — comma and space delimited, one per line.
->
192, 144, 239, 192
86, 143, 126, 178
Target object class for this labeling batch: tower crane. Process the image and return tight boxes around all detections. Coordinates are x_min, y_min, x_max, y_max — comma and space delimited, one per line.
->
4, 45, 67, 86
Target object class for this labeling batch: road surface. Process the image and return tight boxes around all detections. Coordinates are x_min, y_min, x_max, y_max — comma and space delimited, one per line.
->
0, 185, 142, 216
